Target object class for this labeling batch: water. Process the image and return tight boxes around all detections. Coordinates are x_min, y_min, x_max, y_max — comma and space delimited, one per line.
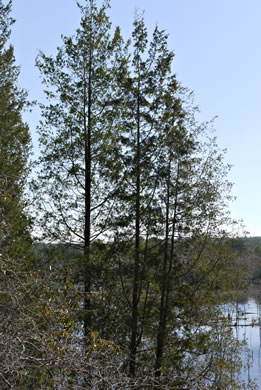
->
230, 286, 261, 388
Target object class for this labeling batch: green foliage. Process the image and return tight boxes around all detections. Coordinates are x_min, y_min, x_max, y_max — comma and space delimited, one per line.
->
0, 0, 254, 388
254, 244, 261, 257
0, 0, 32, 262
240, 236, 261, 251
34, 0, 125, 246
33, 1, 252, 387
229, 238, 248, 255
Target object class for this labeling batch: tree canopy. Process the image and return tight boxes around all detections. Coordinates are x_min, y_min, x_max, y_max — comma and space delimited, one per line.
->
0, 1, 255, 389
0, 0, 32, 262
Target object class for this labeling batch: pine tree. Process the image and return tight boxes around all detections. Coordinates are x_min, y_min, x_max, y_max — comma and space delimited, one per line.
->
0, 0, 32, 261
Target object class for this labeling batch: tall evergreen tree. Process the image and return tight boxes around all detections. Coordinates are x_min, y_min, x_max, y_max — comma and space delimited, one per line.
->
34, 3, 249, 387
107, 15, 242, 382
0, 0, 32, 261
111, 14, 178, 376
153, 87, 234, 379
35, 0, 126, 334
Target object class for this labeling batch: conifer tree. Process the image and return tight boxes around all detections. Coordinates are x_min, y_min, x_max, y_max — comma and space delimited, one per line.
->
0, 0, 32, 261
146, 79, 242, 383
35, 0, 126, 334
34, 3, 249, 387
108, 15, 241, 381
112, 14, 178, 376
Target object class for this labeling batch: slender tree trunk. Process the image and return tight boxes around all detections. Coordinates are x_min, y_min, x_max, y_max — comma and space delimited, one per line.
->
84, 57, 92, 337
155, 161, 180, 377
155, 160, 171, 377
130, 85, 141, 377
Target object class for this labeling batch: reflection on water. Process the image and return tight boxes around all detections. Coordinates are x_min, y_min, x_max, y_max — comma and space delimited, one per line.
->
230, 285, 261, 388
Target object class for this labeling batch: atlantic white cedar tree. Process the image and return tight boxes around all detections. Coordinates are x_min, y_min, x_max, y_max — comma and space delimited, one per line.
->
0, 0, 32, 262
35, 0, 127, 334
34, 1, 249, 387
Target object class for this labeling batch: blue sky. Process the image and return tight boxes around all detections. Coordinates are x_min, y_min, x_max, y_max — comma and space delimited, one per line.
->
10, 0, 261, 236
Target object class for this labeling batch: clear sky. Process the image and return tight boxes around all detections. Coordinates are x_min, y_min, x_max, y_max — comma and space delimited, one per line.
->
10, 0, 261, 236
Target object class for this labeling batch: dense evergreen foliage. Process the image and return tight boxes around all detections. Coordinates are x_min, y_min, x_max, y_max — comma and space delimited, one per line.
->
0, 0, 32, 261
0, 0, 257, 389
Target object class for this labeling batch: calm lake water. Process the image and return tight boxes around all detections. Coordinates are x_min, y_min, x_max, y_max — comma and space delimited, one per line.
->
229, 285, 261, 388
